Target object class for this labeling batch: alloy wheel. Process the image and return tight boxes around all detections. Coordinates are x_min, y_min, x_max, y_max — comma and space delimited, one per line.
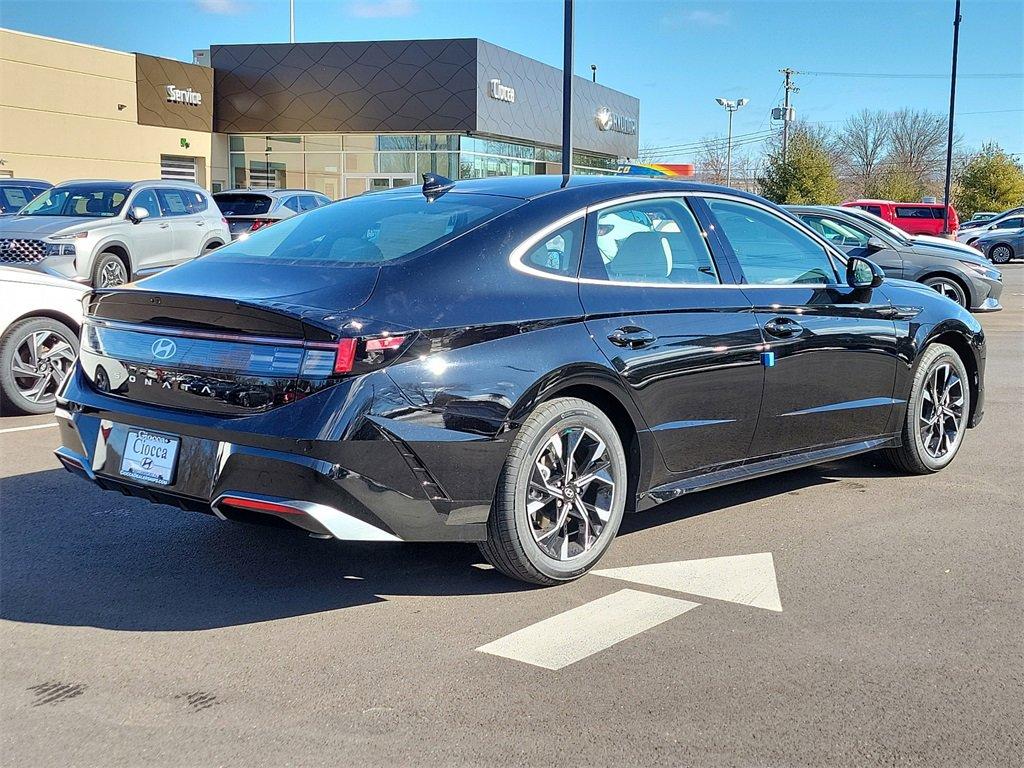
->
526, 426, 616, 560
918, 361, 965, 460
989, 245, 1012, 265
925, 278, 966, 307
10, 328, 77, 406
99, 258, 128, 287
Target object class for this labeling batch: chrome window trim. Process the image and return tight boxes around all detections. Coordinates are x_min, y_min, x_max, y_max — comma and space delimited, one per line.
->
508, 190, 846, 290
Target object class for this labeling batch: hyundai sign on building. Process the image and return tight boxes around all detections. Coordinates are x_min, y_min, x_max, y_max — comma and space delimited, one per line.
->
0, 29, 640, 198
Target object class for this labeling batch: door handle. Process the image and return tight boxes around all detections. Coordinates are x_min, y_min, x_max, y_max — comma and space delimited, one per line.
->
158, 223, 169, 229
608, 326, 657, 349
196, 221, 206, 226
763, 317, 803, 338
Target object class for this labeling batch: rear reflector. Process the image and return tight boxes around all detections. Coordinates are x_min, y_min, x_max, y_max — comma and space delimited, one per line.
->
333, 338, 358, 373
250, 219, 276, 231
218, 496, 302, 516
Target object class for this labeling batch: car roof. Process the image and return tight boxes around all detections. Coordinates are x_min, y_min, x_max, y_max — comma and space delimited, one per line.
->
50, 179, 206, 190
409, 175, 769, 206
215, 188, 327, 196
0, 178, 51, 186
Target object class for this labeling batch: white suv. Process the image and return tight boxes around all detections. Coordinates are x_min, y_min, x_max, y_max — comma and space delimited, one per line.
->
0, 180, 229, 287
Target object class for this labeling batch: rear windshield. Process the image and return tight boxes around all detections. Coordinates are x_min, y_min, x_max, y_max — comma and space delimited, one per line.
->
205, 191, 521, 266
214, 193, 273, 216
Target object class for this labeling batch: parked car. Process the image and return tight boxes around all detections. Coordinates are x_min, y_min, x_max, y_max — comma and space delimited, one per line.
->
790, 205, 1002, 311
0, 266, 85, 415
973, 225, 1023, 264
960, 211, 998, 228
0, 178, 52, 215
214, 189, 332, 240
956, 208, 1024, 245
0, 180, 229, 288
55, 176, 986, 585
843, 199, 959, 237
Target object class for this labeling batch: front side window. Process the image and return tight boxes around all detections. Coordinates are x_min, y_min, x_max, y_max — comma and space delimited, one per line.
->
130, 190, 162, 218
585, 198, 720, 285
800, 214, 871, 248
862, 205, 883, 217
895, 206, 933, 219
19, 186, 129, 217
0, 185, 45, 213
707, 198, 838, 285
995, 217, 1023, 230
204, 190, 520, 266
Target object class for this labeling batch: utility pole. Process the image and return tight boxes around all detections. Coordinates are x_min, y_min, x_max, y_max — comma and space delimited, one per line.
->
942, 0, 962, 235
779, 68, 799, 162
561, 0, 574, 176
289, 0, 295, 43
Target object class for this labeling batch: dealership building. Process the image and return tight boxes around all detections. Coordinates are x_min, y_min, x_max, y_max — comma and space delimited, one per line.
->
0, 28, 640, 197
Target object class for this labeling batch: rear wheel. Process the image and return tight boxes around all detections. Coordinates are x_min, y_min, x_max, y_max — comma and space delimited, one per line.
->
883, 343, 969, 474
91, 251, 129, 287
922, 276, 968, 307
0, 317, 79, 415
479, 397, 628, 585
989, 244, 1013, 264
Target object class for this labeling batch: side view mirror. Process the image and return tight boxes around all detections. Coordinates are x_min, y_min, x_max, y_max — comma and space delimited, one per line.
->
866, 236, 887, 253
847, 256, 884, 289
128, 206, 150, 224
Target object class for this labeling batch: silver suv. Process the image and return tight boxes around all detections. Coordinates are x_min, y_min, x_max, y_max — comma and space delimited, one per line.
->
214, 189, 332, 240
0, 180, 230, 287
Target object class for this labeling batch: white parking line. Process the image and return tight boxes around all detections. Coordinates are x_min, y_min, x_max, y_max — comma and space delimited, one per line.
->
0, 422, 58, 435
476, 588, 700, 670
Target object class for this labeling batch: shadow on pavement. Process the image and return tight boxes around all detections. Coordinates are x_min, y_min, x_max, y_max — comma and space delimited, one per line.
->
1, 454, 896, 632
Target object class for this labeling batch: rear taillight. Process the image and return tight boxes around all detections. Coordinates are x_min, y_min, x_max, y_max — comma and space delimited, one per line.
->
219, 496, 303, 515
333, 334, 409, 374
249, 219, 275, 232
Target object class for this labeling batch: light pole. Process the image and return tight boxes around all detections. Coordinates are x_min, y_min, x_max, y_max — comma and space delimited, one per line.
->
715, 97, 749, 187
289, 0, 295, 43
591, 64, 597, 83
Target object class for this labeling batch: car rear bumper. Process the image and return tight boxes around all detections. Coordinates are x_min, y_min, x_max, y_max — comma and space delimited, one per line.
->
52, 368, 496, 543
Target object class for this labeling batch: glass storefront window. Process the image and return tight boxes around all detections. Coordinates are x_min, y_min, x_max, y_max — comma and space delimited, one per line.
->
305, 153, 343, 199
344, 152, 376, 173
305, 135, 342, 151
266, 136, 302, 152
344, 135, 376, 152
377, 136, 417, 151
378, 152, 416, 174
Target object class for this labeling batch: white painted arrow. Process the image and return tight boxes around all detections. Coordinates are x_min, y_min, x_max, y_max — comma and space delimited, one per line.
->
593, 552, 783, 612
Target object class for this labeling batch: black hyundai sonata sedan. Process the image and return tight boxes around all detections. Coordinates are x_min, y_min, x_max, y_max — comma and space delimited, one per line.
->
55, 175, 986, 585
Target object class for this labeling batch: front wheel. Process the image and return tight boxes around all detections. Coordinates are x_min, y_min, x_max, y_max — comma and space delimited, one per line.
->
882, 343, 970, 474
479, 397, 628, 585
91, 251, 129, 287
923, 276, 968, 307
989, 244, 1013, 264
0, 317, 79, 415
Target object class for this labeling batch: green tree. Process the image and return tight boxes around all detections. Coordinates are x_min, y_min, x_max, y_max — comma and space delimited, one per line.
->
758, 127, 840, 205
955, 143, 1024, 218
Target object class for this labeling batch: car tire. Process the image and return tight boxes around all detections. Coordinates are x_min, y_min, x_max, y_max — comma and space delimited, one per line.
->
882, 343, 970, 475
91, 251, 129, 287
0, 316, 79, 416
922, 276, 968, 307
989, 244, 1013, 264
478, 397, 628, 585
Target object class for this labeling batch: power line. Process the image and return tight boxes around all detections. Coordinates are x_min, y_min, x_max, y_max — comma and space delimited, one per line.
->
642, 129, 775, 153
803, 70, 1022, 80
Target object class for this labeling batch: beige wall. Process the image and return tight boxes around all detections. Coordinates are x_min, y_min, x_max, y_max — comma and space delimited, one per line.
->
0, 28, 213, 187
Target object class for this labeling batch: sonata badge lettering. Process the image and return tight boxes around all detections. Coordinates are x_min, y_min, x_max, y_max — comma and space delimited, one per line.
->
488, 79, 516, 104
595, 107, 637, 135
165, 85, 203, 107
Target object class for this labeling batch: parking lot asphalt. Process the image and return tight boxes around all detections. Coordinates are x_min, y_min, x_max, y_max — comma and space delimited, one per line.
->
2, 267, 1022, 767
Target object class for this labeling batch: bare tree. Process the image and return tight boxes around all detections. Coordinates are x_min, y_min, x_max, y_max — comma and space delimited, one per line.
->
836, 109, 889, 197
885, 108, 948, 193
636, 143, 665, 164
694, 135, 730, 186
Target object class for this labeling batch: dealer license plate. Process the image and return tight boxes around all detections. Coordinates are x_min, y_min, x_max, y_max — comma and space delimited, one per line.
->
119, 429, 180, 486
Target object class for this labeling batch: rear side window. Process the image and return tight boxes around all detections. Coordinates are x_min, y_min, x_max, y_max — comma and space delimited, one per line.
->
205, 191, 520, 266
156, 188, 191, 216
214, 194, 273, 216
184, 190, 208, 213
994, 217, 1023, 229
282, 196, 302, 213
895, 206, 934, 219
523, 219, 584, 276
707, 198, 838, 285
585, 197, 719, 285
859, 204, 883, 217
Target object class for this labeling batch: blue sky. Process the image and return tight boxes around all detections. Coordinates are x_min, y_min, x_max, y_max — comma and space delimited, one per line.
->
2, 0, 1021, 160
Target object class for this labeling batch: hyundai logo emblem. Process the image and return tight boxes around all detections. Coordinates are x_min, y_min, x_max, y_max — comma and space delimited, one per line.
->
151, 338, 177, 360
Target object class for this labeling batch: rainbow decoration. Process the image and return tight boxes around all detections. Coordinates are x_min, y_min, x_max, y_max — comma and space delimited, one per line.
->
617, 163, 696, 177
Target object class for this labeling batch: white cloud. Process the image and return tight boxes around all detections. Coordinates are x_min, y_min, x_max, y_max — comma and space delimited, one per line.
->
346, 0, 419, 18
668, 7, 731, 28
193, 0, 244, 14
